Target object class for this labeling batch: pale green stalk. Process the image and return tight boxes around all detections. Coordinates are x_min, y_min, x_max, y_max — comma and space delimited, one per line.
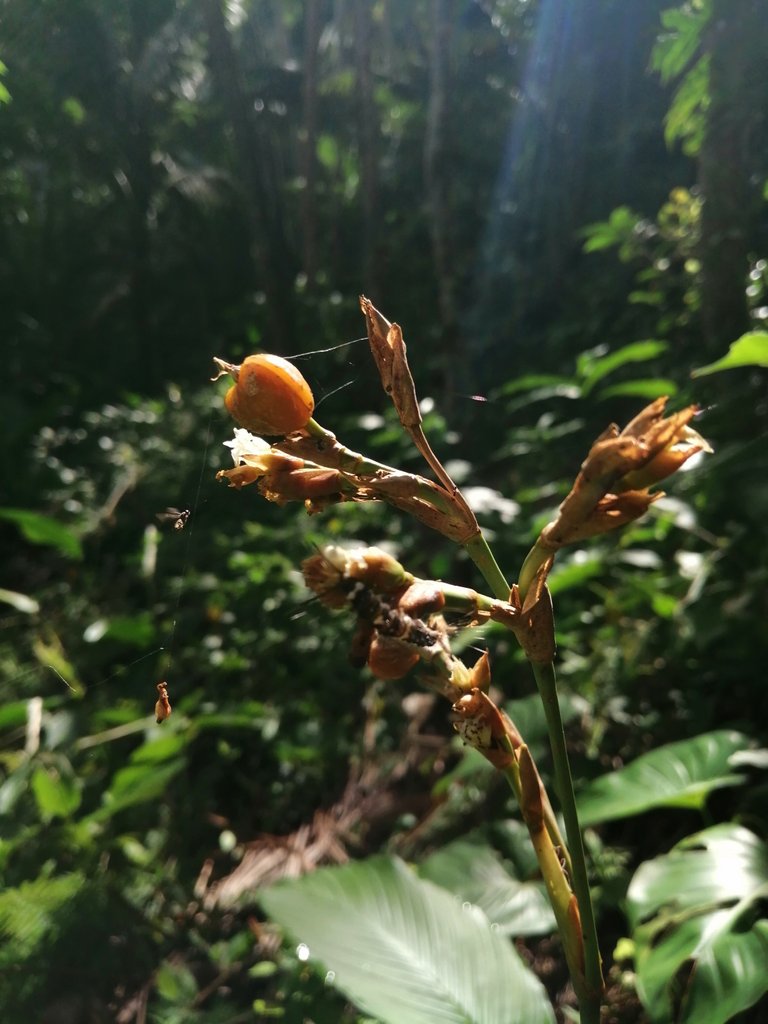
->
469, 533, 603, 1022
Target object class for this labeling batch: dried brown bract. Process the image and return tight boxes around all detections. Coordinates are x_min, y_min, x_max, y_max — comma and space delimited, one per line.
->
540, 397, 710, 552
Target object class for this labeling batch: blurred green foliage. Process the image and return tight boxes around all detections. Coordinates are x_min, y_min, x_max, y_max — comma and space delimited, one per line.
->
1, 0, 767, 1022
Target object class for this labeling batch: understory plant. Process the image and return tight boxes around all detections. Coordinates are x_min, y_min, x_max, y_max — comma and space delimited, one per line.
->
213, 297, 711, 1024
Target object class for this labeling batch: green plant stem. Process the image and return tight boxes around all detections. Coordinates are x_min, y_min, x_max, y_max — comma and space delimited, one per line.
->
518, 539, 552, 598
478, 530, 602, 1017
532, 660, 603, 1019
304, 417, 396, 476
498, 746, 584, 992
463, 532, 510, 601
308, 409, 603, 1013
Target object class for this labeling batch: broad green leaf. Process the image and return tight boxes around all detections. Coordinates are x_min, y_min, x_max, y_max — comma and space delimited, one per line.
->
433, 743, 494, 794
0, 60, 9, 105
547, 556, 604, 595
664, 55, 709, 153
651, 590, 679, 619
578, 340, 668, 395
84, 613, 157, 646
0, 700, 30, 730
628, 824, 768, 1024
0, 873, 85, 957
498, 374, 574, 396
650, 2, 711, 84
155, 960, 199, 1002
581, 206, 639, 253
598, 378, 678, 400
506, 691, 589, 750
419, 839, 556, 937
91, 758, 186, 821
316, 133, 340, 170
103, 613, 157, 647
691, 331, 768, 377
31, 764, 82, 819
61, 96, 85, 124
32, 637, 84, 697
0, 762, 33, 816
261, 856, 555, 1024
131, 732, 189, 764
0, 508, 82, 560
576, 731, 753, 826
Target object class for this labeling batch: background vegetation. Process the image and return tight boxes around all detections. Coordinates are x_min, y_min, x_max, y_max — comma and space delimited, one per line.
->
1, 1, 767, 1021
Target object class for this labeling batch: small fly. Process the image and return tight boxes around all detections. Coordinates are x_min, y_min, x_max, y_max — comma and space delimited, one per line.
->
156, 507, 190, 531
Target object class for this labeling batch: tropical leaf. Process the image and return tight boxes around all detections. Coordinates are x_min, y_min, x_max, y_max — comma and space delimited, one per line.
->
598, 378, 679, 400
578, 340, 668, 395
89, 757, 186, 821
691, 331, 768, 377
581, 205, 639, 253
576, 730, 755, 825
419, 839, 556, 938
664, 54, 709, 153
628, 824, 768, 1024
0, 508, 82, 560
650, 2, 712, 84
261, 855, 555, 1024
31, 763, 82, 819
0, 873, 85, 958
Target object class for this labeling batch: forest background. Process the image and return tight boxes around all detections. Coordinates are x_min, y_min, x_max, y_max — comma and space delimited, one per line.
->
1, 1, 768, 1022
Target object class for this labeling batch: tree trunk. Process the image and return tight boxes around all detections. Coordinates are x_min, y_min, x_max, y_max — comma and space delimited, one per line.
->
698, 0, 765, 352
353, 0, 380, 296
125, 0, 158, 384
424, 0, 461, 400
201, 0, 295, 347
300, 0, 323, 287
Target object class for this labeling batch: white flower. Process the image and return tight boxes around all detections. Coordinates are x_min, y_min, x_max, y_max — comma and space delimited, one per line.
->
223, 428, 270, 466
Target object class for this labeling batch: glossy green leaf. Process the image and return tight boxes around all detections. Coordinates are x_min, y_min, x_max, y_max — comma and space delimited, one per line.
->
582, 206, 639, 252
598, 378, 679, 400
547, 556, 604, 595
92, 758, 186, 821
419, 839, 556, 937
691, 331, 768, 377
0, 873, 85, 957
131, 732, 189, 764
0, 508, 83, 560
505, 691, 589, 750
155, 960, 199, 1002
498, 373, 574, 396
0, 762, 33, 816
576, 731, 752, 826
664, 55, 709, 152
650, 2, 711, 84
102, 613, 157, 647
578, 340, 668, 395
628, 824, 768, 1024
0, 700, 30, 730
31, 764, 82, 819
0, 60, 10, 105
261, 856, 555, 1024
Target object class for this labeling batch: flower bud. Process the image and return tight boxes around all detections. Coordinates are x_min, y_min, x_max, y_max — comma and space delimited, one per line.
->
366, 635, 420, 680
344, 547, 411, 593
213, 354, 314, 435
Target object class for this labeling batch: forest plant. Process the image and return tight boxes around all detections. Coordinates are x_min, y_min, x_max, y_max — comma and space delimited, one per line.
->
213, 298, 710, 1024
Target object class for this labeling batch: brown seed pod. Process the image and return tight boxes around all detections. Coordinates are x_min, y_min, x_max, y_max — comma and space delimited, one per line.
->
155, 681, 172, 724
366, 635, 420, 680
